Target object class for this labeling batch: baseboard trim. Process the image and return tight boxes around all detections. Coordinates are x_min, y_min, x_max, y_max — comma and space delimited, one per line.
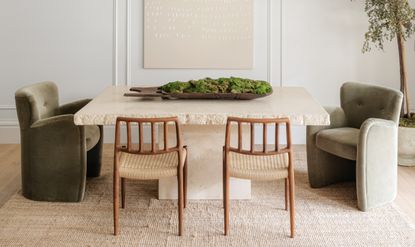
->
0, 125, 118, 144
0, 125, 117, 144
0, 121, 19, 126
0, 126, 20, 143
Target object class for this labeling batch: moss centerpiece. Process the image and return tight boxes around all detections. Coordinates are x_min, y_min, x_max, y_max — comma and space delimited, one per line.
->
160, 77, 273, 95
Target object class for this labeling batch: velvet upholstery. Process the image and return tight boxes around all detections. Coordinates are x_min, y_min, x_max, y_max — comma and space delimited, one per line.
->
15, 81, 103, 202
316, 127, 359, 160
85, 125, 100, 150
307, 82, 403, 211
341, 82, 402, 128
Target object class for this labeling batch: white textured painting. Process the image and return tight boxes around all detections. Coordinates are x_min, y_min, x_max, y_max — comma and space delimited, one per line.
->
144, 0, 253, 69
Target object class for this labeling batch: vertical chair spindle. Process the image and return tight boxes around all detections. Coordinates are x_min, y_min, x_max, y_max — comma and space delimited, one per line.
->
250, 123, 255, 152
164, 122, 168, 151
151, 122, 156, 153
127, 122, 132, 152
286, 123, 292, 149
275, 123, 279, 152
238, 122, 242, 151
175, 120, 181, 148
263, 123, 267, 153
139, 123, 143, 152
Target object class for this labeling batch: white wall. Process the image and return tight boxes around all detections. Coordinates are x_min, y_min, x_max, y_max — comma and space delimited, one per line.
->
1, 0, 414, 143
283, 0, 415, 105
0, 0, 114, 142
282, 0, 415, 143
129, 0, 271, 84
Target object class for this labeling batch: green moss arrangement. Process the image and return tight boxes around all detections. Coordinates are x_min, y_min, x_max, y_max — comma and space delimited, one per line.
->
160, 77, 273, 95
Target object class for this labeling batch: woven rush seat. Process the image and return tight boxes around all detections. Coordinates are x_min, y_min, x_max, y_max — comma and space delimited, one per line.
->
119, 149, 186, 180
229, 151, 289, 181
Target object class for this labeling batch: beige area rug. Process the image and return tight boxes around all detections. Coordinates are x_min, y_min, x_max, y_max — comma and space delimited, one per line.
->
0, 149, 414, 247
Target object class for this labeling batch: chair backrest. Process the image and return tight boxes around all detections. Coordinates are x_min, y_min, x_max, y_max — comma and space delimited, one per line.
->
15, 81, 59, 130
340, 82, 403, 128
114, 117, 182, 155
225, 117, 292, 156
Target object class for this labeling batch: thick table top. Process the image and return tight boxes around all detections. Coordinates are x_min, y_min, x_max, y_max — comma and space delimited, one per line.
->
74, 86, 330, 126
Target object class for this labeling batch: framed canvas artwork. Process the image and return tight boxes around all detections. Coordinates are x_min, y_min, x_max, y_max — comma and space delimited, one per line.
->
144, 0, 253, 69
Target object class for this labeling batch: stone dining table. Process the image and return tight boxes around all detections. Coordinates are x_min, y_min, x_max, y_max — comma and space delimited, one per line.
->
74, 86, 329, 200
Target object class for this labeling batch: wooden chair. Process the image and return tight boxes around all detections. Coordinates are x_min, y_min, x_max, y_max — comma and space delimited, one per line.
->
223, 117, 295, 238
113, 117, 188, 236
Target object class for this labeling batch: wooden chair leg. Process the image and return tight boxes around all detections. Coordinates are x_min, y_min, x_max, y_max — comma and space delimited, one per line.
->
178, 169, 184, 236
113, 171, 120, 236
285, 178, 289, 211
222, 149, 226, 209
121, 178, 126, 209
224, 165, 230, 236
289, 171, 295, 238
183, 152, 188, 209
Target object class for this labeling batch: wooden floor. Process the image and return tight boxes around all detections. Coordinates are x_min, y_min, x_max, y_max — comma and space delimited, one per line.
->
0, 144, 21, 206
0, 144, 414, 224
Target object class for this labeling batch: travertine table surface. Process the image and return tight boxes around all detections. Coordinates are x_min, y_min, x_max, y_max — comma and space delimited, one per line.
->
75, 86, 329, 199
74, 86, 330, 126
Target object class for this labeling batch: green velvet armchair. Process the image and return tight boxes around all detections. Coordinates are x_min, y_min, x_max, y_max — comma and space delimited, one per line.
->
307, 82, 403, 211
15, 81, 103, 202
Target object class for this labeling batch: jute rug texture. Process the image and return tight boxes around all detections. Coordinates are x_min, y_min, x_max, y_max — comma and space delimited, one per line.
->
0, 148, 414, 246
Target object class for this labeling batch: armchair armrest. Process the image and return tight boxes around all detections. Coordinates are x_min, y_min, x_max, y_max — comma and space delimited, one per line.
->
30, 114, 86, 151
32, 114, 77, 128
28, 114, 87, 202
58, 99, 91, 115
357, 118, 398, 211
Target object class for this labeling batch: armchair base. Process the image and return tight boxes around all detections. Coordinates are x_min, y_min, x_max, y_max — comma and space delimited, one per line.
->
86, 126, 103, 178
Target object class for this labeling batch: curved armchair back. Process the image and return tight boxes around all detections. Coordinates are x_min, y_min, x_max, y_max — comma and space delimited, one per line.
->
15, 81, 59, 129
340, 82, 403, 128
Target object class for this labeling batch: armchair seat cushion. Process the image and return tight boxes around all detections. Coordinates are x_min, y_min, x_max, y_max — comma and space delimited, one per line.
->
316, 127, 359, 161
85, 126, 100, 151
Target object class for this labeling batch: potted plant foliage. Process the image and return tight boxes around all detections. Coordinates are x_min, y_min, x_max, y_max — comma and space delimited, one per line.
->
362, 0, 415, 166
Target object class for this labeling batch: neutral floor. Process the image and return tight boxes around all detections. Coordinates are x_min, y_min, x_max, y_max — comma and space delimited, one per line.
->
0, 144, 414, 224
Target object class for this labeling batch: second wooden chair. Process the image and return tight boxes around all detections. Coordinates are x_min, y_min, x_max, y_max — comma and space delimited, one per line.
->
223, 117, 295, 238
